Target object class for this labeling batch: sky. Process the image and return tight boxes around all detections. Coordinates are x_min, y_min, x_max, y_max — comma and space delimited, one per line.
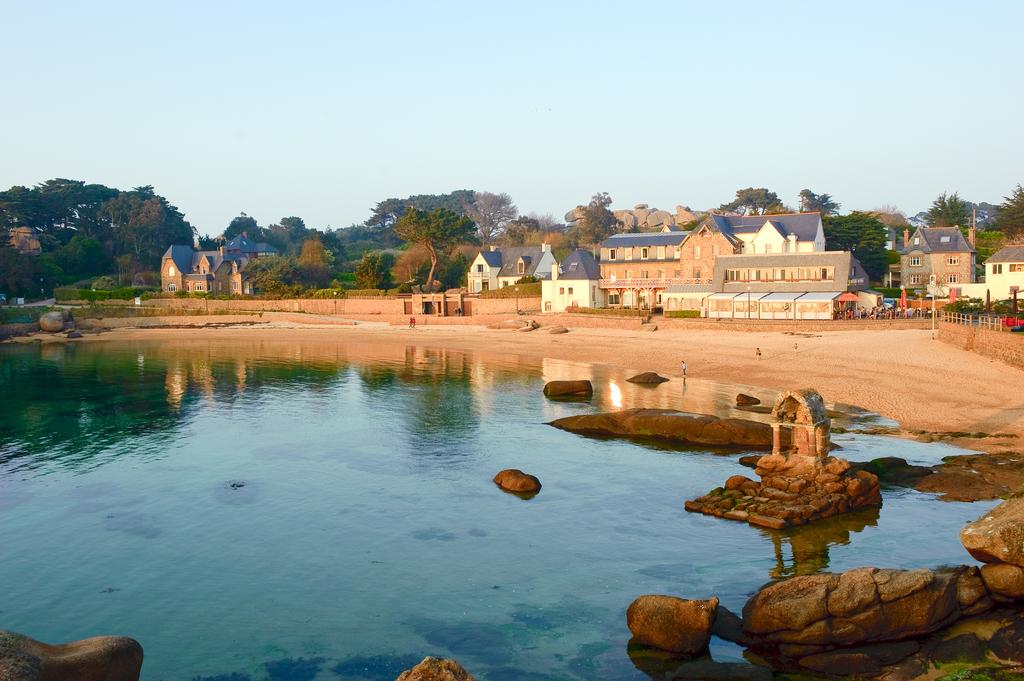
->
2, 1, 1022, 236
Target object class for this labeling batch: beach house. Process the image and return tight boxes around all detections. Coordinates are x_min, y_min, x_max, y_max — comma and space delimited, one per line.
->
899, 226, 976, 289
160, 234, 279, 294
960, 244, 1024, 302
466, 245, 556, 292
541, 249, 604, 313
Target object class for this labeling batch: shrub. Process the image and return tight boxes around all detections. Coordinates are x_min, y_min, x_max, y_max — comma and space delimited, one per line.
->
479, 282, 542, 298
664, 310, 702, 318
308, 288, 346, 299
567, 306, 647, 317
91, 276, 118, 290
53, 286, 83, 302
344, 288, 390, 297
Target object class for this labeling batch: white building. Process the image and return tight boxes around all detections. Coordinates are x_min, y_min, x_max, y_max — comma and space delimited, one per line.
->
960, 245, 1024, 302
466, 244, 556, 292
542, 249, 605, 313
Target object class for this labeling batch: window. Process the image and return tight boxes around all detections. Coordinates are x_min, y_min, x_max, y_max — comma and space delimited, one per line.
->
820, 268, 830, 279
545, 302, 552, 311
608, 294, 620, 305
910, 256, 922, 267
168, 283, 176, 292
476, 264, 483, 273
640, 270, 649, 278
641, 247, 649, 259
232, 281, 238, 291
693, 268, 701, 279
657, 246, 665, 259
567, 262, 578, 272
992, 264, 1003, 274
947, 256, 959, 266
608, 249, 617, 260
910, 274, 922, 284
625, 248, 633, 260
693, 245, 701, 258
559, 287, 564, 295
501, 281, 508, 287
168, 265, 176, 276
482, 282, 489, 291
947, 274, 959, 284
517, 261, 525, 275
940, 236, 951, 243
914, 237, 920, 245
567, 287, 573, 295
1012, 264, 1024, 273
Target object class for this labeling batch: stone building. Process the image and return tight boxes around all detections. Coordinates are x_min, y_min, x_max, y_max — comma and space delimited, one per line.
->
160, 233, 279, 294
899, 226, 976, 289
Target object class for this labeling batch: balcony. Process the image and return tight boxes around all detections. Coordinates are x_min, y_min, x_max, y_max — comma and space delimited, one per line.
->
598, 277, 711, 289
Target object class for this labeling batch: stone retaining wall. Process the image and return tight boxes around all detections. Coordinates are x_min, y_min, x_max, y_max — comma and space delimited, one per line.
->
939, 321, 1024, 370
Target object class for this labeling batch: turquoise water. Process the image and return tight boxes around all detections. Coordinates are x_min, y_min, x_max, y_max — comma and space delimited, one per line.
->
0, 339, 993, 681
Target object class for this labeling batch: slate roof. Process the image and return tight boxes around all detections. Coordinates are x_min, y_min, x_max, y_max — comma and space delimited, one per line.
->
162, 245, 249, 274
225, 234, 279, 254
986, 245, 1024, 263
483, 246, 549, 277
557, 249, 601, 280
600, 232, 689, 248
479, 250, 502, 267
706, 212, 822, 242
901, 227, 974, 254
665, 284, 713, 293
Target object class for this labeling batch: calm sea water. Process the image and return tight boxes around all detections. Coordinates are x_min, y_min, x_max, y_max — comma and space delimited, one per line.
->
0, 338, 992, 681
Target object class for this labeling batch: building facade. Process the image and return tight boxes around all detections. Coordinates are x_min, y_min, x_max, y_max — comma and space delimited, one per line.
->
541, 249, 604, 313
160, 234, 279, 294
899, 227, 976, 289
960, 245, 1024, 302
466, 245, 556, 292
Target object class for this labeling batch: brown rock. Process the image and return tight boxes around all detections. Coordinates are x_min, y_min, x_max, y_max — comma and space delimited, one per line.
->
549, 408, 776, 448
626, 372, 669, 384
548, 326, 569, 334
626, 595, 718, 655
542, 380, 593, 398
396, 656, 475, 681
493, 469, 541, 495
38, 312, 65, 333
0, 630, 143, 681
960, 496, 1024, 567
638, 324, 658, 332
725, 475, 754, 491
980, 562, 1024, 599
915, 452, 1024, 501
735, 393, 761, 406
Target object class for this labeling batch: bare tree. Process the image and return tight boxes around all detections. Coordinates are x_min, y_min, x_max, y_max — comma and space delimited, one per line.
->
870, 205, 909, 228
465, 192, 518, 243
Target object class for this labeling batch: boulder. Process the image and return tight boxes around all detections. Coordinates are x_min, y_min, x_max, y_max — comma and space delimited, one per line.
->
38, 312, 65, 333
0, 631, 143, 681
66, 330, 83, 339
548, 326, 569, 334
396, 657, 475, 681
638, 324, 658, 332
626, 595, 718, 655
515, 325, 535, 332
980, 562, 1024, 599
543, 380, 593, 398
960, 496, 1024, 566
735, 394, 760, 406
493, 469, 542, 495
626, 372, 669, 384
988, 615, 1024, 662
488, 319, 529, 330
851, 457, 933, 488
741, 567, 972, 651
549, 409, 775, 448
916, 453, 1024, 501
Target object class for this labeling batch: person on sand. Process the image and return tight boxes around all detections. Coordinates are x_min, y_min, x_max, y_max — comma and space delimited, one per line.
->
756, 347, 762, 360
680, 359, 688, 377
409, 316, 416, 329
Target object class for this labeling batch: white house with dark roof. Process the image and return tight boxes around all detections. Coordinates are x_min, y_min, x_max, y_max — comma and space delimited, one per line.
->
466, 245, 555, 292
542, 249, 604, 313
702, 212, 826, 254
960, 244, 1024, 302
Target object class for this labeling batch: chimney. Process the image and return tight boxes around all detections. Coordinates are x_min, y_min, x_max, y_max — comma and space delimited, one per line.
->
489, 245, 497, 252
903, 229, 910, 248
541, 242, 550, 252
968, 226, 976, 247
219, 246, 225, 255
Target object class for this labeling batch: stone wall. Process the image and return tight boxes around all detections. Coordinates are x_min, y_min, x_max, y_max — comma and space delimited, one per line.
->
939, 321, 1024, 369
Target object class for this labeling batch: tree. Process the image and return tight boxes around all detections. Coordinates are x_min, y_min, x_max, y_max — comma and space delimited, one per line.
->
869, 205, 909, 228
572, 192, 617, 245
465, 192, 517, 243
245, 257, 302, 294
926, 192, 970, 227
799, 189, 841, 215
394, 208, 477, 290
297, 238, 333, 287
354, 251, 395, 289
720, 187, 784, 215
823, 212, 888, 281
225, 213, 259, 240
994, 185, 1024, 240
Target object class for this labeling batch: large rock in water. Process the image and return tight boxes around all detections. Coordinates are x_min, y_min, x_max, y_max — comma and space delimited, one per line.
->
543, 380, 593, 398
493, 469, 541, 495
396, 657, 475, 681
38, 312, 65, 333
549, 408, 776, 448
626, 372, 669, 384
960, 496, 1024, 566
626, 595, 718, 655
0, 631, 143, 681
735, 393, 760, 406
741, 567, 988, 652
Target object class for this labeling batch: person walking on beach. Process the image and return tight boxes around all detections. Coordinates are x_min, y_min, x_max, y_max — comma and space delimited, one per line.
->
756, 347, 762, 360
409, 316, 416, 329
680, 359, 688, 378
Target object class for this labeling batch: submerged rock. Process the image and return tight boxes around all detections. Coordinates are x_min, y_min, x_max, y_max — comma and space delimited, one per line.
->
851, 457, 933, 487
735, 393, 760, 406
549, 408, 775, 448
919, 453, 1024, 501
395, 656, 475, 681
493, 469, 541, 495
626, 595, 718, 655
542, 380, 593, 398
0, 631, 143, 681
626, 372, 670, 384
960, 496, 1024, 566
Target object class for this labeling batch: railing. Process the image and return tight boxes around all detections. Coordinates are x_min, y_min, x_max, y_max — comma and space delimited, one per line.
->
598, 277, 711, 289
942, 312, 1015, 332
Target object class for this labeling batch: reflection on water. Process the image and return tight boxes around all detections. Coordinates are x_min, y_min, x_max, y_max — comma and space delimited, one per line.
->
0, 340, 991, 681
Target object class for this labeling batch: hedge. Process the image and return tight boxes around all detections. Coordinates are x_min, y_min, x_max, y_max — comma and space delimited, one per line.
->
664, 310, 702, 318
479, 282, 542, 299
567, 307, 648, 317
54, 287, 141, 302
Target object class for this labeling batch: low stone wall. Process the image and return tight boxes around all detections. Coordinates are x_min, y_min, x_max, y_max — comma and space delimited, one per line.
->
939, 321, 1024, 369
470, 297, 542, 315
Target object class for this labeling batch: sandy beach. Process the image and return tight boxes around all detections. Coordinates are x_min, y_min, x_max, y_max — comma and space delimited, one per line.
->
46, 320, 1024, 447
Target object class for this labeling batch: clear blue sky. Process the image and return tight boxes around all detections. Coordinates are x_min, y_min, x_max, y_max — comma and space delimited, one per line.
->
2, 1, 1021, 235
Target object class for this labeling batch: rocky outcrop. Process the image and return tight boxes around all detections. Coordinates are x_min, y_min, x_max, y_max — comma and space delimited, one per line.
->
685, 453, 881, 529
549, 409, 777, 448
961, 496, 1024, 567
735, 394, 760, 406
488, 319, 534, 331
0, 631, 143, 681
543, 380, 593, 398
493, 469, 541, 496
567, 202, 699, 232
396, 657, 475, 681
916, 452, 1024, 501
626, 595, 718, 655
626, 372, 669, 384
38, 312, 66, 333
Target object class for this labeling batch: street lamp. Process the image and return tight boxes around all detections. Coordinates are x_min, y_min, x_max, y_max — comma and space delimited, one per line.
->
39, 277, 44, 301
333, 289, 338, 315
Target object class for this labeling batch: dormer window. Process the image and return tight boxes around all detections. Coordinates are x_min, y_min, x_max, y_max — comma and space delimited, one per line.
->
940, 236, 951, 243
168, 265, 176, 276
914, 237, 920, 245
609, 249, 616, 260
